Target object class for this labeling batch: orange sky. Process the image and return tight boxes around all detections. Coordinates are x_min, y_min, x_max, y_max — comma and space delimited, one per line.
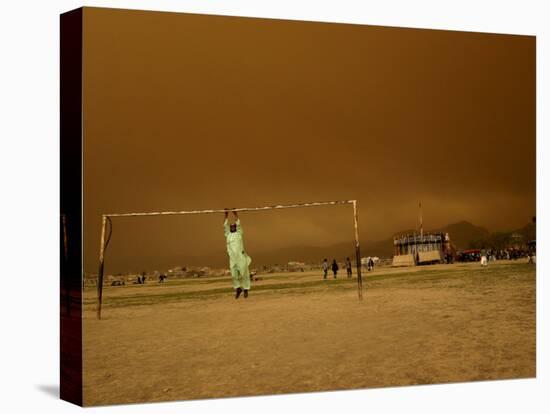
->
81, 7, 535, 273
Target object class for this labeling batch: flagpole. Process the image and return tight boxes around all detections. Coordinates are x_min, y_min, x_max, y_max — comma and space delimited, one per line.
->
419, 202, 423, 237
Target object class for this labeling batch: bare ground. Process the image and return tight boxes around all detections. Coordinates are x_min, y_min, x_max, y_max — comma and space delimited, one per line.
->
82, 260, 536, 406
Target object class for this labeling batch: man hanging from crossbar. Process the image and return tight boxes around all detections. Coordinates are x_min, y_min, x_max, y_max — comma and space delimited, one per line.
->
224, 208, 252, 299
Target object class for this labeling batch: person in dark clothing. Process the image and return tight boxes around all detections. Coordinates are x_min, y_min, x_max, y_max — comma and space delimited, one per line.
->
345, 257, 352, 278
331, 259, 339, 278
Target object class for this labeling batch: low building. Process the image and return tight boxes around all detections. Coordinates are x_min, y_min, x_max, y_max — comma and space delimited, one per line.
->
392, 232, 452, 266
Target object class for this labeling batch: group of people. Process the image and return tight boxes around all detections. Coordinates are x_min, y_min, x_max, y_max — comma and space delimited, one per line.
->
481, 248, 536, 266
492, 248, 532, 261
134, 273, 147, 284
134, 273, 167, 284
322, 258, 354, 279
478, 246, 537, 267
458, 247, 535, 264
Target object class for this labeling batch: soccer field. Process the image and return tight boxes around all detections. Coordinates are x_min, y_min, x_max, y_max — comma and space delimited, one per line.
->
82, 260, 536, 406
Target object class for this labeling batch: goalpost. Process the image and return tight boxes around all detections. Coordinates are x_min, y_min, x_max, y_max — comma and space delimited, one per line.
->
96, 200, 364, 319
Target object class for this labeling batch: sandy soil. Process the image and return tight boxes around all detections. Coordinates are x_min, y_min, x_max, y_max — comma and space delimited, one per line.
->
82, 260, 536, 406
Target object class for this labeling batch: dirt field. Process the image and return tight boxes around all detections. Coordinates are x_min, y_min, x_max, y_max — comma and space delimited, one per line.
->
82, 260, 536, 406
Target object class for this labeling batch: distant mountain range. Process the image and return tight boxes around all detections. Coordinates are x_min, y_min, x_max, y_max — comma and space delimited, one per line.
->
248, 220, 534, 266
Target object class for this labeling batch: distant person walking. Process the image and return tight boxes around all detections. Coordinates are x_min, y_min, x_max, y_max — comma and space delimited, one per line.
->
345, 257, 352, 278
331, 259, 339, 278
322, 258, 329, 279
368, 257, 375, 272
480, 254, 488, 267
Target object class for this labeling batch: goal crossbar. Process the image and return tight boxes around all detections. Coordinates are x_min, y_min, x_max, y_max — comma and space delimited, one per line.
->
96, 200, 363, 319
104, 200, 357, 218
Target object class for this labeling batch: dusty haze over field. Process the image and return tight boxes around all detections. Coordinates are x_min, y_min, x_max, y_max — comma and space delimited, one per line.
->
82, 8, 535, 273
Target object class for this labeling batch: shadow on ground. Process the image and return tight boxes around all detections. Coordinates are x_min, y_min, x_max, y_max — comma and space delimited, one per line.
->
36, 384, 59, 399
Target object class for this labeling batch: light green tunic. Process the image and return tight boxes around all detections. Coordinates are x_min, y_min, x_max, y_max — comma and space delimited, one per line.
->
224, 219, 252, 290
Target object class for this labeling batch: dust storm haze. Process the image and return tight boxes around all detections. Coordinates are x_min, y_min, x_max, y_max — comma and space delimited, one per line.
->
81, 8, 535, 273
